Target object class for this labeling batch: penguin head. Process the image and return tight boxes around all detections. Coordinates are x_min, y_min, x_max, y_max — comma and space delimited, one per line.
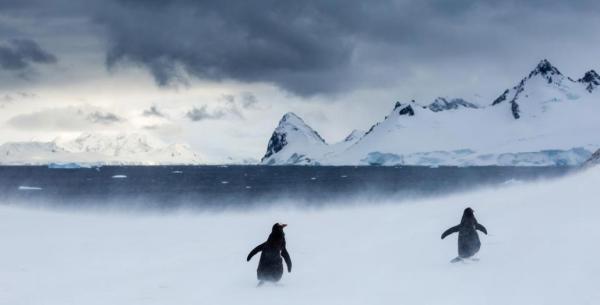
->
272, 222, 287, 232
461, 207, 476, 223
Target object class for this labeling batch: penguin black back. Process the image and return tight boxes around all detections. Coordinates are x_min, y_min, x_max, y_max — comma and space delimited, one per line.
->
247, 223, 292, 283
441, 207, 488, 259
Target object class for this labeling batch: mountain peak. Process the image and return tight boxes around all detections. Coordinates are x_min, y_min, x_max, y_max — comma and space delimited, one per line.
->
578, 70, 600, 92
580, 69, 599, 80
529, 59, 562, 78
278, 113, 323, 139
492, 59, 571, 119
280, 112, 303, 123
262, 112, 326, 162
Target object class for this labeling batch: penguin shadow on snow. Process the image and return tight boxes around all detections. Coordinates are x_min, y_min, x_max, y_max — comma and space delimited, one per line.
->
246, 223, 292, 287
441, 207, 488, 264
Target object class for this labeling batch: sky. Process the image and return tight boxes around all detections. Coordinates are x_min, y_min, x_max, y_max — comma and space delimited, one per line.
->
1, 0, 599, 162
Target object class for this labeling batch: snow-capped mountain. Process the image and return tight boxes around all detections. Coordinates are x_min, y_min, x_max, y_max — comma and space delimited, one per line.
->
262, 112, 330, 165
491, 59, 589, 119
261, 60, 600, 166
57, 133, 160, 156
0, 133, 203, 165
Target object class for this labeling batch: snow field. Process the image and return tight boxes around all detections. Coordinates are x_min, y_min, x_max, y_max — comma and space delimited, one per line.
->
0, 168, 599, 305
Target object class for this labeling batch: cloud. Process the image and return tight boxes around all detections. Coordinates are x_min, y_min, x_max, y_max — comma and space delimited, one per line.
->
0, 39, 57, 72
185, 105, 226, 122
86, 0, 599, 96
86, 111, 123, 124
7, 106, 125, 131
142, 105, 166, 118
0, 95, 14, 108
240, 92, 258, 109
95, 1, 352, 96
1, 94, 14, 102
0, 91, 37, 108
142, 123, 183, 140
4, 1, 600, 97
185, 92, 261, 122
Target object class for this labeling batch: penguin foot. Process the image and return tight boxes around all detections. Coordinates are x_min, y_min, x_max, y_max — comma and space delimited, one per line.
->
451, 256, 480, 263
257, 281, 265, 287
450, 257, 463, 263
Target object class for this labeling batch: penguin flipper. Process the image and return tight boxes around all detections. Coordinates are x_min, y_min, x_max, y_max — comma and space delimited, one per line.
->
281, 247, 292, 272
441, 225, 460, 239
247, 243, 264, 261
476, 223, 488, 234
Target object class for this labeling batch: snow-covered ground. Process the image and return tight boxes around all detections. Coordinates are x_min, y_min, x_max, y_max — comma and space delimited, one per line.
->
1, 167, 599, 305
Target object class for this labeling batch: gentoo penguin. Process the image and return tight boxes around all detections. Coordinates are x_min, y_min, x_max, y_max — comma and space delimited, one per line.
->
247, 223, 292, 284
441, 207, 488, 261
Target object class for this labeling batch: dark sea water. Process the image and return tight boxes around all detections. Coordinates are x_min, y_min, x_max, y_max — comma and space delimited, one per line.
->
0, 165, 574, 210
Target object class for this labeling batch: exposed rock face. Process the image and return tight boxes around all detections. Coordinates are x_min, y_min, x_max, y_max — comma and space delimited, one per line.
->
584, 149, 600, 166
263, 132, 288, 160
343, 130, 366, 143
428, 97, 479, 112
578, 70, 600, 93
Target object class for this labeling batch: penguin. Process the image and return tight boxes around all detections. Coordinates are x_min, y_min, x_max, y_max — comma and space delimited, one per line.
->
247, 223, 292, 284
441, 207, 487, 261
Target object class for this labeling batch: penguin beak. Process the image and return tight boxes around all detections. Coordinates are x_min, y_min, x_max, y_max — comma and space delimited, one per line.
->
280, 224, 287, 228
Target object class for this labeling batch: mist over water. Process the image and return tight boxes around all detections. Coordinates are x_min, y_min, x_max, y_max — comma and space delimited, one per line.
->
0, 165, 573, 211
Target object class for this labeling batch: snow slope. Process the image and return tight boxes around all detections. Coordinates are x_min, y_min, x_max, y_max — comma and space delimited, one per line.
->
0, 167, 599, 305
262, 60, 600, 166
0, 133, 203, 165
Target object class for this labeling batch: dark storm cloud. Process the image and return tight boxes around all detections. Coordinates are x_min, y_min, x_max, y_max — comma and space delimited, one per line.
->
91, 0, 600, 96
3, 0, 600, 96
95, 1, 354, 96
0, 39, 57, 72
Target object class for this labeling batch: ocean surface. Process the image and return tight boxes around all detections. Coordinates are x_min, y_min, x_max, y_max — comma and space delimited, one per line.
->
0, 165, 574, 210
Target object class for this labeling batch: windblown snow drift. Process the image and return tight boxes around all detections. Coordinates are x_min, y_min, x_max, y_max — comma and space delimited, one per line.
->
1, 167, 599, 305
